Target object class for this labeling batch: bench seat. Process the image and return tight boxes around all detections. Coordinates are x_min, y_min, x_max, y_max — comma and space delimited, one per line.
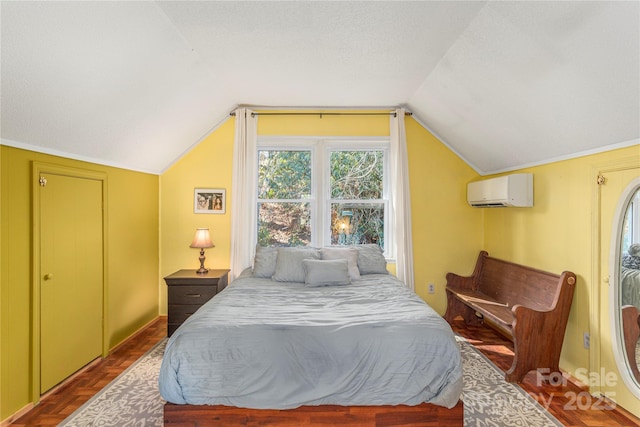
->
448, 288, 513, 334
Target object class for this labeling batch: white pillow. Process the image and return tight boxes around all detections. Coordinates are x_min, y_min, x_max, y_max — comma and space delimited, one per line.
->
253, 245, 278, 278
303, 259, 351, 287
356, 244, 388, 275
320, 247, 360, 280
272, 247, 321, 282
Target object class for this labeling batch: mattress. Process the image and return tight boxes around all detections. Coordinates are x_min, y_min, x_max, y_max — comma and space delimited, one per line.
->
159, 269, 462, 409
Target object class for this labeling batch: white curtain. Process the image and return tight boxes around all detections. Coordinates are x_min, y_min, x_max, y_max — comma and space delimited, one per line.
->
389, 108, 415, 290
229, 107, 258, 282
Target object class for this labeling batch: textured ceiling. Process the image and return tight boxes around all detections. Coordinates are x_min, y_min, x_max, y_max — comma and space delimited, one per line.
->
1, 1, 638, 175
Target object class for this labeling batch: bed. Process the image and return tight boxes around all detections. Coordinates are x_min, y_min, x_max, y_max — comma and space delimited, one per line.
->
159, 245, 463, 423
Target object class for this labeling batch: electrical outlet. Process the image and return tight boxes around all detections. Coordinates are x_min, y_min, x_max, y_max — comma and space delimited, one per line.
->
583, 332, 590, 349
428, 283, 435, 294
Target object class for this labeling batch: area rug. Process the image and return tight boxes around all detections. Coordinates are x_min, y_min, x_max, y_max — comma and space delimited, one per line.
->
456, 335, 562, 427
60, 336, 561, 426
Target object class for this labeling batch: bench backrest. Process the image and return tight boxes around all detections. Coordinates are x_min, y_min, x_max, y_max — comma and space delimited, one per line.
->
477, 256, 563, 311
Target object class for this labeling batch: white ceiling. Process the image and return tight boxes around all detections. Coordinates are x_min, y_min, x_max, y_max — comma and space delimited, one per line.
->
1, 1, 638, 175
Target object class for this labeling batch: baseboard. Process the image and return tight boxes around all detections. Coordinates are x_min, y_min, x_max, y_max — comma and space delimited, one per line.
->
108, 315, 166, 355
562, 370, 589, 392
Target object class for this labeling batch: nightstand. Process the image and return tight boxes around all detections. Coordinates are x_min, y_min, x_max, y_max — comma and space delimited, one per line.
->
164, 269, 230, 337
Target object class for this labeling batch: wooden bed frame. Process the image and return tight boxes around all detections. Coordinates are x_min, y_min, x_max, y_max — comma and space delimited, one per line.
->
164, 400, 464, 426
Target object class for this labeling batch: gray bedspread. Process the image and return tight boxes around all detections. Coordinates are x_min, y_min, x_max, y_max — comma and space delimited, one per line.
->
159, 270, 463, 409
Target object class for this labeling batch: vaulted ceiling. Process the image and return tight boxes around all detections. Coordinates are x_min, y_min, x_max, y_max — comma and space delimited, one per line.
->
1, 1, 638, 175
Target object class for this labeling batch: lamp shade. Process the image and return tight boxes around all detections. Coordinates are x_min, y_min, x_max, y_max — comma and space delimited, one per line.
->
190, 228, 214, 249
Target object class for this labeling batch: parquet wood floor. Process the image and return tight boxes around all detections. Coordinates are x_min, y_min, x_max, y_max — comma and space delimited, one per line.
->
8, 316, 640, 426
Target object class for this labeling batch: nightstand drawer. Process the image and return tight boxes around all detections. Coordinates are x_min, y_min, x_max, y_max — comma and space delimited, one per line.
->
168, 285, 217, 305
168, 304, 203, 323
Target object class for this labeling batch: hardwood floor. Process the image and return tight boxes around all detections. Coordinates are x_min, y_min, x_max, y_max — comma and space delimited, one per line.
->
8, 316, 640, 426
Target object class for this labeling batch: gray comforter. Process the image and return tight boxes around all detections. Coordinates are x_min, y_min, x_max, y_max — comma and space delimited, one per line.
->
159, 270, 462, 409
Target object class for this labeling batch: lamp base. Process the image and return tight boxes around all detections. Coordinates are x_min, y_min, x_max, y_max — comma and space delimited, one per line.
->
196, 249, 208, 274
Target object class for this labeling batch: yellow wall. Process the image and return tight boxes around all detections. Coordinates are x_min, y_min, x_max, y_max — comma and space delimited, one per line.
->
160, 119, 235, 311
159, 111, 483, 315
0, 146, 159, 420
484, 158, 597, 376
257, 110, 391, 137
404, 119, 484, 312
482, 145, 640, 415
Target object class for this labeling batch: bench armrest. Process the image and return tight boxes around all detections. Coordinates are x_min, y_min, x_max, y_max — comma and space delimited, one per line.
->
445, 251, 488, 291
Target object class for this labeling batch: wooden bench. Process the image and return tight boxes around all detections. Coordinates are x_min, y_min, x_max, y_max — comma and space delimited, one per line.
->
444, 251, 576, 383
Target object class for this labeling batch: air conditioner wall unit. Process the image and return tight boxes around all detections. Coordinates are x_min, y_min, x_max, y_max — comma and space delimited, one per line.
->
467, 173, 533, 207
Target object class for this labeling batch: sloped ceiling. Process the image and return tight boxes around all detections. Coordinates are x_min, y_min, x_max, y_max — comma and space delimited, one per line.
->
1, 1, 638, 175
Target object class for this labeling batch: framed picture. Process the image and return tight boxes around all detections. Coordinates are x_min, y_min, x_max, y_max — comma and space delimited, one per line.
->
194, 188, 226, 214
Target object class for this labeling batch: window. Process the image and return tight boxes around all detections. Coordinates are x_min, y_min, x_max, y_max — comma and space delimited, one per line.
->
257, 149, 312, 246
330, 150, 385, 247
257, 137, 390, 255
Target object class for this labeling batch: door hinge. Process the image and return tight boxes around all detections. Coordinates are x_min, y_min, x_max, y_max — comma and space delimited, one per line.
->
39, 176, 47, 187
596, 174, 606, 185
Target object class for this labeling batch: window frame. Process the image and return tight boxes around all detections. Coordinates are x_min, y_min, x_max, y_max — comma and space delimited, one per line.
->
257, 136, 392, 257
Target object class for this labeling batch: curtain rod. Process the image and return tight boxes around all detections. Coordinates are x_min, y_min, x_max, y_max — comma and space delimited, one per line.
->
229, 111, 412, 118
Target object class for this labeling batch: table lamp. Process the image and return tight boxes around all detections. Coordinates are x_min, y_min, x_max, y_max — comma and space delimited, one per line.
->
190, 228, 214, 274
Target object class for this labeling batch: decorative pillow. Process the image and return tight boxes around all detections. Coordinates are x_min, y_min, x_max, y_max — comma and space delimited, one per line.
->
272, 247, 321, 282
252, 245, 278, 278
303, 259, 351, 287
356, 244, 388, 275
320, 247, 360, 280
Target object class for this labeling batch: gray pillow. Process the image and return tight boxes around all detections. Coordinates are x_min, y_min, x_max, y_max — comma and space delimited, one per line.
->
252, 245, 278, 278
320, 247, 360, 280
272, 247, 321, 282
356, 244, 388, 275
303, 259, 351, 287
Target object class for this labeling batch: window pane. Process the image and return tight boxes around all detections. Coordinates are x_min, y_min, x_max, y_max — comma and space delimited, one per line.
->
258, 150, 311, 199
258, 202, 311, 247
331, 203, 384, 247
330, 151, 383, 199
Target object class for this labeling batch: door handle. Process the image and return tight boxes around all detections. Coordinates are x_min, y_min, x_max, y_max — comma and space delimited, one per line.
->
44, 273, 54, 281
